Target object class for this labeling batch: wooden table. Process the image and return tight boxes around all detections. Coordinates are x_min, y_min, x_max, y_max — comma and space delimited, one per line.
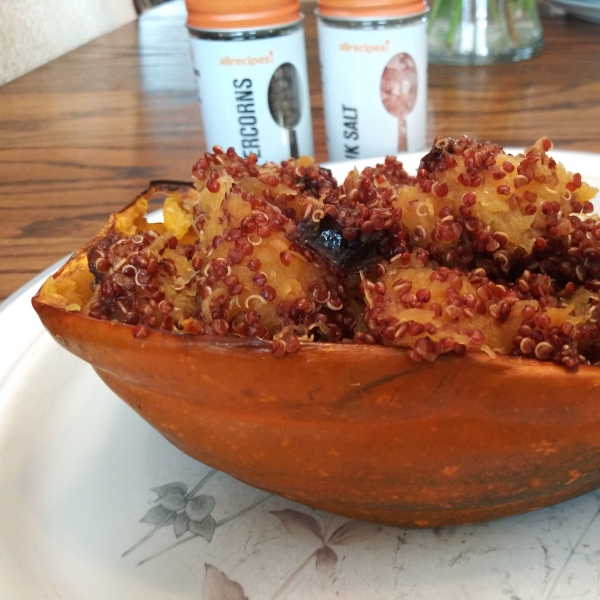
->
1, 0, 600, 303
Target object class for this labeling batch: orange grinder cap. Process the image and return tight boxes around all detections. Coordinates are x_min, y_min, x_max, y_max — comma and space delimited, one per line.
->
185, 0, 302, 30
318, 0, 427, 19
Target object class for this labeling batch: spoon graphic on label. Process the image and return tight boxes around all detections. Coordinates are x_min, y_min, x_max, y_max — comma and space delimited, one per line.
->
380, 53, 418, 152
268, 62, 302, 158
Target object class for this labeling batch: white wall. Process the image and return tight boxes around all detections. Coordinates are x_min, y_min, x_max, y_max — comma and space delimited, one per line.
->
0, 0, 137, 86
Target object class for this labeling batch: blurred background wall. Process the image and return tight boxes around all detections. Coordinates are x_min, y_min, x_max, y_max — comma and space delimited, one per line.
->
0, 0, 137, 86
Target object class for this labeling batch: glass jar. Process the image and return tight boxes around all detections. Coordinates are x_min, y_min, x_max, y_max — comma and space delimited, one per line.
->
428, 0, 543, 65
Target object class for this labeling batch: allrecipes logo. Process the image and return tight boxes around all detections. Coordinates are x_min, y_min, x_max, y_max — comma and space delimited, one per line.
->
339, 41, 390, 53
220, 50, 274, 66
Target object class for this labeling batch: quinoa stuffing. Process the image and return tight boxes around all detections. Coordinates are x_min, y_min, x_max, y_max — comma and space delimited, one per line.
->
82, 137, 600, 371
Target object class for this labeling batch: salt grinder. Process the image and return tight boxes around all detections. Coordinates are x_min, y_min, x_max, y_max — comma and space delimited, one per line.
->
317, 0, 428, 161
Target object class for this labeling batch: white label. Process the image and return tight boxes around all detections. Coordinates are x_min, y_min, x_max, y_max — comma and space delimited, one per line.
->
318, 19, 427, 161
189, 28, 314, 163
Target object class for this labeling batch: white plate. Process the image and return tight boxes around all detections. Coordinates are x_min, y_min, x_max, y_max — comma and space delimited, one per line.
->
550, 0, 600, 24
2, 151, 600, 600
